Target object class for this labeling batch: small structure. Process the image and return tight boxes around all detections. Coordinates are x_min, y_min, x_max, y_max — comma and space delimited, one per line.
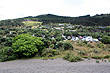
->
98, 38, 102, 41
52, 36, 55, 39
75, 37, 79, 41
72, 36, 76, 41
81, 36, 93, 41
93, 39, 99, 42
59, 24, 64, 26
85, 36, 93, 41
67, 36, 71, 39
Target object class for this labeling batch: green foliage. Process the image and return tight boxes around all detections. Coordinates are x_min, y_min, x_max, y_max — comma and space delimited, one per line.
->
41, 48, 59, 57
12, 34, 44, 58
96, 60, 99, 63
55, 36, 65, 42
77, 50, 87, 55
0, 47, 17, 62
104, 55, 110, 58
49, 44, 54, 48
63, 42, 73, 50
71, 31, 78, 36
83, 41, 88, 44
101, 36, 110, 44
93, 49, 99, 53
108, 58, 110, 62
57, 42, 73, 50
63, 52, 83, 62
57, 42, 64, 49
91, 55, 102, 59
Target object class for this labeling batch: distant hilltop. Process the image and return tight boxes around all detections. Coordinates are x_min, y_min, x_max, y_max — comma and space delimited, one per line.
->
0, 13, 110, 26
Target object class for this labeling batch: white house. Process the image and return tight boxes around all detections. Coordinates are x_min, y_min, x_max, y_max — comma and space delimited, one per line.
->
93, 39, 99, 42
75, 37, 79, 41
82, 36, 93, 41
59, 24, 64, 26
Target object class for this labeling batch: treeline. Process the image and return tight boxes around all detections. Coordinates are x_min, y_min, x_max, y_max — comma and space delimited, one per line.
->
1, 14, 110, 27
33, 14, 110, 26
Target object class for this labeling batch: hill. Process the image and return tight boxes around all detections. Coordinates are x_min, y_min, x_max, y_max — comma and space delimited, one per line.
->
0, 13, 110, 27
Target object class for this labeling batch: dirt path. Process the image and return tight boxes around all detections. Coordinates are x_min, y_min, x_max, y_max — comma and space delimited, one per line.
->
0, 58, 110, 73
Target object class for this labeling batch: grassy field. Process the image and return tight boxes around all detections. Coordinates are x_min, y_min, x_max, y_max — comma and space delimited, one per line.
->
22, 21, 42, 28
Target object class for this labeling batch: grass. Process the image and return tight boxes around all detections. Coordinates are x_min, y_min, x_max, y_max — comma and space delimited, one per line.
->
108, 58, 110, 62
22, 21, 42, 27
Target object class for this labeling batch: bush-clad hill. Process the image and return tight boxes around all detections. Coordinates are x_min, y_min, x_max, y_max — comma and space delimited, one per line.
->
1, 13, 110, 27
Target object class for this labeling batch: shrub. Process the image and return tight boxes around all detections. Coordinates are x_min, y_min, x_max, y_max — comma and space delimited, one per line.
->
96, 60, 99, 63
102, 58, 104, 61
101, 36, 110, 44
77, 50, 87, 55
12, 34, 45, 58
93, 49, 99, 53
63, 53, 71, 60
108, 58, 110, 62
41, 49, 59, 57
63, 53, 83, 62
104, 55, 110, 58
0, 47, 17, 62
88, 57, 91, 60
63, 42, 73, 50
49, 44, 54, 49
57, 42, 64, 49
55, 36, 65, 41
91, 55, 102, 59
83, 41, 88, 44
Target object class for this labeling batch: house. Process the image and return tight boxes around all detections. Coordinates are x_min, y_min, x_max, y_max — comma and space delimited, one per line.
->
54, 27, 63, 30
59, 24, 64, 26
67, 36, 71, 39
93, 39, 99, 42
72, 36, 76, 41
75, 37, 79, 41
52, 36, 55, 39
32, 34, 35, 36
82, 36, 93, 41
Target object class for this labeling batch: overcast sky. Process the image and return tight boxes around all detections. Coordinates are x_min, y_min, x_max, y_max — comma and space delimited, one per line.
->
0, 0, 110, 20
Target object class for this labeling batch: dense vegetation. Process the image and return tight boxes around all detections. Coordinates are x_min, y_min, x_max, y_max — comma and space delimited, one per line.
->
0, 13, 110, 62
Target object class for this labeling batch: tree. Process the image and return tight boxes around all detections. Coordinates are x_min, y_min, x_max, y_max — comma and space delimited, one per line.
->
12, 34, 44, 58
101, 36, 110, 44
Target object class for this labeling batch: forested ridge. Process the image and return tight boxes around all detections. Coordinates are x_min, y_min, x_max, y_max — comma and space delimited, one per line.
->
1, 13, 110, 27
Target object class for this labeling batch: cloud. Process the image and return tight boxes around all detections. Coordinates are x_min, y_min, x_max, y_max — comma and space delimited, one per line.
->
80, 0, 110, 15
0, 0, 110, 20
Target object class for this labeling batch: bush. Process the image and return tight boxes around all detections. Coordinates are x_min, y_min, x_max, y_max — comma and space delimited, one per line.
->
55, 36, 65, 41
12, 34, 45, 58
41, 49, 59, 57
63, 42, 73, 50
91, 55, 102, 59
49, 44, 54, 49
77, 50, 87, 55
93, 49, 99, 53
104, 55, 110, 58
108, 58, 110, 62
83, 41, 88, 44
57, 42, 64, 49
63, 53, 83, 62
101, 36, 110, 44
96, 60, 99, 63
0, 47, 17, 62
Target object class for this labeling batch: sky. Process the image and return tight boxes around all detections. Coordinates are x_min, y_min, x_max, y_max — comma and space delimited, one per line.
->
0, 0, 110, 20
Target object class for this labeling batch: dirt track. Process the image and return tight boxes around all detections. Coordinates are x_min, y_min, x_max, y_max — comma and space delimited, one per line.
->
0, 58, 110, 73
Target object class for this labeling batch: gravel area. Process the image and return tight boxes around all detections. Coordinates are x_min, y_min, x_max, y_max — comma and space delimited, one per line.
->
0, 58, 110, 73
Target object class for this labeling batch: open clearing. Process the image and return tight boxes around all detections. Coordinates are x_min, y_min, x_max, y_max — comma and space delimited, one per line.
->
0, 58, 110, 73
